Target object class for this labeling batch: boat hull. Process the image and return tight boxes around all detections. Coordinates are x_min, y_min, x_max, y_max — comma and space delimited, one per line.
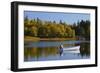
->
63, 46, 80, 51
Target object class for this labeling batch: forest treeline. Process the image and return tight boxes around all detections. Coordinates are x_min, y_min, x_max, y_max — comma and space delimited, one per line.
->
24, 16, 90, 40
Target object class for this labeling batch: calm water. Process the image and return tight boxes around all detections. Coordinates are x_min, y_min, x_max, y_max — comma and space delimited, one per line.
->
24, 40, 90, 62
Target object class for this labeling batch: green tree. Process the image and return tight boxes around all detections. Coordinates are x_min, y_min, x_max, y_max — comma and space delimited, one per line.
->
31, 26, 38, 37
24, 17, 87, 39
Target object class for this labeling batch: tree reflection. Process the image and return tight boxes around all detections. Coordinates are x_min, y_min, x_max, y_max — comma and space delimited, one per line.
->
24, 47, 59, 61
79, 43, 90, 57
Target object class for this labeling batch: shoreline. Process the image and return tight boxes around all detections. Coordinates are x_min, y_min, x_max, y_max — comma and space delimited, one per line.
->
24, 36, 77, 42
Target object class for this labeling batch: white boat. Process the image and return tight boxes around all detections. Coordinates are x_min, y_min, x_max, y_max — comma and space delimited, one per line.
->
63, 46, 80, 51
63, 50, 80, 54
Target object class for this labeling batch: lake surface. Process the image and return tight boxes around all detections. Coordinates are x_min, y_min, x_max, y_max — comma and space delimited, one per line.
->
24, 40, 90, 62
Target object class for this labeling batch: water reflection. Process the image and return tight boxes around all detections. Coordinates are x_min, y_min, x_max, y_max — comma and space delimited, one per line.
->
24, 42, 90, 62
80, 43, 90, 57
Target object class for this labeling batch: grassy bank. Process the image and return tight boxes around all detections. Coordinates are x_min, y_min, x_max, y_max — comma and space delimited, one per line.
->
24, 36, 76, 42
